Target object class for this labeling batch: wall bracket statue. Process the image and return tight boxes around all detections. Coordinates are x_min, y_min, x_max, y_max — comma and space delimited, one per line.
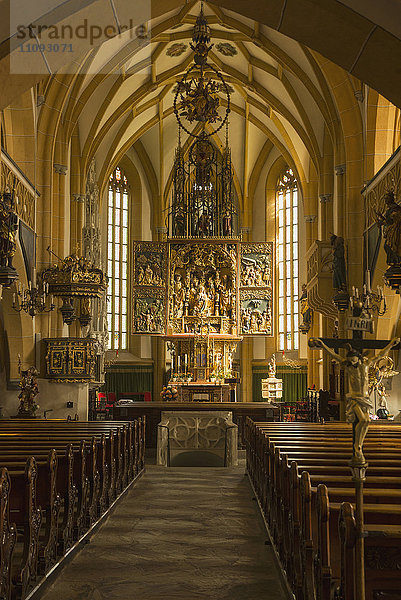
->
375, 190, 401, 290
0, 189, 19, 287
17, 366, 39, 418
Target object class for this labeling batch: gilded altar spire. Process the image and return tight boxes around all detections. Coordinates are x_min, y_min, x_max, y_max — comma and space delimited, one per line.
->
170, 5, 235, 238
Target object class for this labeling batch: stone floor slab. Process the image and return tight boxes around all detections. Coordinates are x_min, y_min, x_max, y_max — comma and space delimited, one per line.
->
38, 465, 287, 600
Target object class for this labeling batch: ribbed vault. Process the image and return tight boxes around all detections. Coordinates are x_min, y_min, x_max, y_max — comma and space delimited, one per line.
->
34, 1, 346, 218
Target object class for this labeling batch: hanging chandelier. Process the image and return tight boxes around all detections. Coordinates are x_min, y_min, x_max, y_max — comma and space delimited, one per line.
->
169, 5, 236, 239
13, 277, 55, 318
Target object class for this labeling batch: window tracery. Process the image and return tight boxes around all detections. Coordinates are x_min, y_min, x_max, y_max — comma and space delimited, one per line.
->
276, 167, 299, 351
107, 166, 129, 350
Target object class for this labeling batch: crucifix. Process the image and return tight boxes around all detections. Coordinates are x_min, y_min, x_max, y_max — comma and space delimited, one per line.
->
309, 301, 400, 600
309, 336, 399, 463
310, 271, 398, 462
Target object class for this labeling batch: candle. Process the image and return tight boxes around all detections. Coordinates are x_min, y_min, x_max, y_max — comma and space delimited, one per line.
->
352, 286, 355, 296
363, 284, 367, 296
366, 270, 371, 293
13, 293, 16, 305
33, 268, 36, 287
178, 356, 181, 370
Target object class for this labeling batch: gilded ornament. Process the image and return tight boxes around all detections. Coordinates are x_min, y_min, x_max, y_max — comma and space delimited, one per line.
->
17, 367, 40, 417
215, 42, 237, 57
42, 253, 107, 298
0, 189, 18, 287
166, 43, 187, 57
44, 338, 97, 383
133, 242, 166, 287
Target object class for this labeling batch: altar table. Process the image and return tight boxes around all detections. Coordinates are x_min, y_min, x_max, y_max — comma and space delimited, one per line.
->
113, 401, 280, 447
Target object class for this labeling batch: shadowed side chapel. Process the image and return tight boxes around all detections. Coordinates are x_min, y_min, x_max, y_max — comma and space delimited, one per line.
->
1, 1, 401, 599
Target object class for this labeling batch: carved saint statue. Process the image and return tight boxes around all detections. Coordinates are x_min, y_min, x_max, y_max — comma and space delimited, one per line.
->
268, 354, 276, 378
173, 274, 185, 317
310, 337, 400, 463
17, 367, 40, 417
0, 191, 18, 271
223, 209, 232, 236
376, 383, 390, 419
375, 190, 401, 265
330, 234, 347, 291
299, 283, 312, 327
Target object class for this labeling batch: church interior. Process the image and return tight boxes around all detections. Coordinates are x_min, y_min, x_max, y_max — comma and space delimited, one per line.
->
1, 1, 401, 599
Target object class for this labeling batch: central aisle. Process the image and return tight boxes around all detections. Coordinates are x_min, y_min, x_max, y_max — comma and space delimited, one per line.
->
40, 465, 287, 600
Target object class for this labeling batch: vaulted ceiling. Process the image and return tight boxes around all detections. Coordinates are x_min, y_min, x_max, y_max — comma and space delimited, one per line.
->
56, 1, 344, 208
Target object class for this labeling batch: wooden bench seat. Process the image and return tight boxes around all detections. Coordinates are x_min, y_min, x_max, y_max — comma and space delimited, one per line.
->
245, 418, 401, 600
0, 417, 145, 600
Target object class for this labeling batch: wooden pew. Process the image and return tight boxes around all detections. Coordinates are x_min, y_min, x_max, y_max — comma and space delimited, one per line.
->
8, 458, 42, 600
245, 419, 401, 600
0, 468, 17, 600
0, 418, 145, 600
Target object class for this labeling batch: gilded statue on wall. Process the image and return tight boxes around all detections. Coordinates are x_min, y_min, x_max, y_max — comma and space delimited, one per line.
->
0, 190, 18, 281
375, 190, 401, 265
299, 283, 312, 332
268, 354, 276, 378
17, 367, 39, 417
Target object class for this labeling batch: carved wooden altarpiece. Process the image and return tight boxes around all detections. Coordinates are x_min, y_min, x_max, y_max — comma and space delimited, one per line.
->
131, 8, 274, 392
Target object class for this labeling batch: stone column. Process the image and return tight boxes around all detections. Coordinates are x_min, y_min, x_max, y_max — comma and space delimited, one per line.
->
240, 227, 253, 402
152, 337, 166, 402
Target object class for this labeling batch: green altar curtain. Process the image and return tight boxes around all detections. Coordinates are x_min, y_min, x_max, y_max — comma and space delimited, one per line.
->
103, 365, 153, 397
252, 365, 307, 402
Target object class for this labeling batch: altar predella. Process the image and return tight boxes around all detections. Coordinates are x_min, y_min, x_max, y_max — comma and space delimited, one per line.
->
132, 8, 273, 384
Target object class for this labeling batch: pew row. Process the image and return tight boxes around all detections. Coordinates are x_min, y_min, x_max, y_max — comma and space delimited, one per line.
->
245, 419, 401, 600
0, 418, 145, 600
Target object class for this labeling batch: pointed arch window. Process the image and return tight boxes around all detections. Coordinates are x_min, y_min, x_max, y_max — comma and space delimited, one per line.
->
107, 166, 129, 350
276, 167, 299, 351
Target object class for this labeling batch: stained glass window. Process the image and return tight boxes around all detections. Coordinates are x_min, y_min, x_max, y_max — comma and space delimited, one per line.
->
276, 167, 299, 351
107, 167, 129, 350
